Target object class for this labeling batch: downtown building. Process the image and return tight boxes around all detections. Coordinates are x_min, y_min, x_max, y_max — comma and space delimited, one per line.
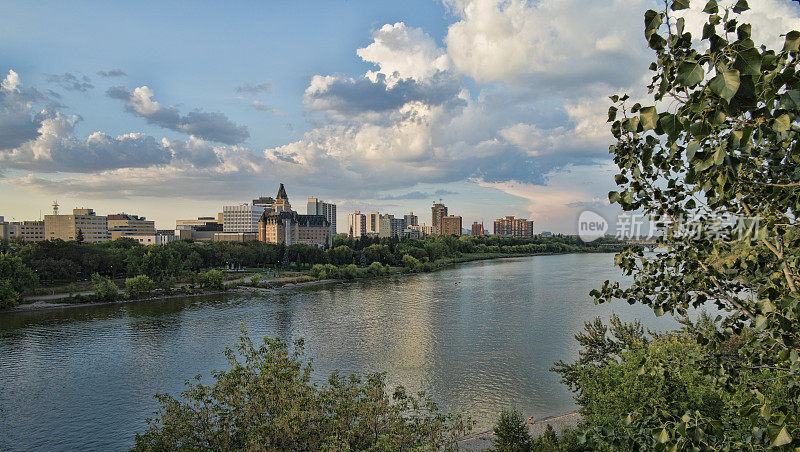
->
431, 202, 448, 234
440, 215, 463, 236
0, 217, 45, 242
222, 203, 266, 233
44, 207, 109, 243
471, 221, 486, 236
307, 197, 337, 236
107, 213, 156, 240
493, 216, 535, 238
257, 184, 332, 247
348, 211, 367, 238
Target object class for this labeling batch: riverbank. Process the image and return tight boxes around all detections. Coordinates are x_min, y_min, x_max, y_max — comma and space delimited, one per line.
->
6, 250, 612, 313
459, 412, 582, 451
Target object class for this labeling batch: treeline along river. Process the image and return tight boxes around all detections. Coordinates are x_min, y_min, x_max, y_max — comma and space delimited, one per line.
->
0, 253, 692, 451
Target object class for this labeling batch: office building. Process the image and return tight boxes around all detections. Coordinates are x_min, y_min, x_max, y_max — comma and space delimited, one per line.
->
175, 217, 223, 241
378, 214, 406, 238
404, 212, 418, 227
213, 232, 259, 242
431, 202, 448, 234
494, 216, 535, 238
307, 197, 337, 235
108, 213, 156, 240
471, 221, 486, 237
222, 203, 265, 233
348, 211, 367, 238
441, 215, 462, 236
44, 207, 108, 243
122, 233, 178, 246
367, 211, 380, 235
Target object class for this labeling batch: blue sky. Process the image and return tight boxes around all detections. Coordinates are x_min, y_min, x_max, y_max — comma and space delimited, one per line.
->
1, 0, 798, 232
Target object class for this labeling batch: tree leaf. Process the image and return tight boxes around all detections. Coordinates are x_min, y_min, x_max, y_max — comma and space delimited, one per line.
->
771, 426, 791, 447
677, 61, 704, 86
703, 0, 718, 14
608, 106, 618, 122
645, 10, 662, 40
784, 30, 800, 53
656, 427, 670, 443
640, 106, 657, 131
671, 0, 690, 11
773, 114, 790, 133
734, 48, 761, 77
709, 69, 740, 102
732, 0, 749, 13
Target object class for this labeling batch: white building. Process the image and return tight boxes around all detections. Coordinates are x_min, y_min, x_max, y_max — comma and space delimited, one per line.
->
122, 233, 178, 245
347, 211, 367, 238
307, 197, 337, 235
222, 203, 265, 233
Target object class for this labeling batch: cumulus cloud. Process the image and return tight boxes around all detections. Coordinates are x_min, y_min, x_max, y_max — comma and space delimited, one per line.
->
96, 69, 126, 78
252, 101, 278, 114
378, 189, 458, 200
0, 70, 49, 151
107, 85, 250, 145
45, 73, 94, 92
357, 22, 451, 85
443, 0, 650, 86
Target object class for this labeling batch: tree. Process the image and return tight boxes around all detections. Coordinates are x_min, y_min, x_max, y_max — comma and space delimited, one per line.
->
200, 269, 225, 291
75, 228, 84, 243
0, 253, 38, 309
595, 0, 800, 448
124, 275, 155, 298
132, 331, 473, 450
492, 409, 531, 452
328, 245, 354, 266
91, 273, 118, 301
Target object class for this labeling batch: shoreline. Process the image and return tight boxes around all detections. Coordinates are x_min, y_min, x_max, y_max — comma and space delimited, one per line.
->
6, 251, 612, 313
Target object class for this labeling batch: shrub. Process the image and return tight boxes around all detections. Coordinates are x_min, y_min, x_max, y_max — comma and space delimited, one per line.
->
125, 275, 155, 298
401, 254, 420, 269
493, 409, 532, 451
200, 269, 225, 291
340, 264, 360, 280
91, 273, 119, 301
366, 261, 385, 277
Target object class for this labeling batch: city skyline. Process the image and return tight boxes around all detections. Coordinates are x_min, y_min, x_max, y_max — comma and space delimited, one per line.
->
1, 1, 798, 233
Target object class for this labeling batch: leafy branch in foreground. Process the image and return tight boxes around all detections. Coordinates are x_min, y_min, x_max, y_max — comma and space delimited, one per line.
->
593, 0, 800, 448
132, 328, 473, 451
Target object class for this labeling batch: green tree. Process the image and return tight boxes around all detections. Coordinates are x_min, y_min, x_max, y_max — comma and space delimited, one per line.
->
132, 331, 472, 450
328, 245, 354, 266
124, 275, 155, 298
0, 253, 38, 309
492, 409, 531, 452
91, 273, 118, 301
595, 0, 800, 448
75, 228, 84, 243
200, 269, 225, 291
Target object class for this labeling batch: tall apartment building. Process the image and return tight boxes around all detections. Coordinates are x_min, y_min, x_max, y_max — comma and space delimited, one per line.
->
307, 197, 337, 236
222, 203, 266, 233
378, 214, 406, 238
471, 221, 486, 237
367, 211, 380, 235
494, 216, 535, 238
45, 208, 108, 243
107, 213, 156, 240
441, 215, 462, 236
431, 202, 448, 234
348, 211, 367, 238
404, 212, 418, 227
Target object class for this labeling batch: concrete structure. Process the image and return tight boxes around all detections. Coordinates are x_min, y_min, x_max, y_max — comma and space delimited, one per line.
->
471, 221, 486, 237
441, 215, 463, 236
348, 211, 367, 238
122, 233, 178, 245
367, 211, 380, 235
213, 232, 258, 242
431, 202, 448, 234
494, 216, 535, 238
378, 214, 406, 238
402, 228, 422, 239
45, 208, 108, 243
404, 212, 418, 227
108, 213, 156, 240
175, 217, 223, 241
307, 197, 337, 236
19, 220, 45, 242
222, 204, 265, 233
408, 224, 434, 237
257, 184, 332, 247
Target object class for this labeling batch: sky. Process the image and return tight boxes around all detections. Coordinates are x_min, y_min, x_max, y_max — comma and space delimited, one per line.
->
1, 0, 798, 233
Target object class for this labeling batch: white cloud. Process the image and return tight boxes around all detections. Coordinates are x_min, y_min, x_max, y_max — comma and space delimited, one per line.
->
357, 22, 450, 85
1, 70, 21, 92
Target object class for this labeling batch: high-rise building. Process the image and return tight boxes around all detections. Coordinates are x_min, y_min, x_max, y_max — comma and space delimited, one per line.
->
348, 211, 367, 238
222, 204, 266, 233
404, 212, 418, 227
367, 211, 380, 235
45, 208, 108, 243
258, 184, 332, 247
493, 216, 535, 238
307, 197, 337, 236
441, 215, 462, 236
431, 202, 448, 234
471, 221, 486, 236
378, 214, 394, 238
107, 213, 156, 240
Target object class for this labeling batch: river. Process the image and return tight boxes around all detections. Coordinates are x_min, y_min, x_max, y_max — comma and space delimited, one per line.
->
0, 253, 693, 451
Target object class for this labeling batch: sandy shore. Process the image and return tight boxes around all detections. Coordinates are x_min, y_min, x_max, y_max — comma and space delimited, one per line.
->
458, 412, 581, 451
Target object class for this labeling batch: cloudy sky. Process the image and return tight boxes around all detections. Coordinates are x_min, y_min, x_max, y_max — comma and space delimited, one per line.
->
1, 0, 798, 233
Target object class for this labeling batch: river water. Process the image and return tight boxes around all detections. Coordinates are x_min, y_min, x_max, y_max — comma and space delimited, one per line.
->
0, 253, 692, 451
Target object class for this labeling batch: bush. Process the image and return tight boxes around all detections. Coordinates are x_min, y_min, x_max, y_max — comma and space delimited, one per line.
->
493, 409, 532, 451
132, 332, 473, 450
365, 261, 385, 277
91, 273, 119, 301
249, 273, 262, 287
401, 254, 420, 269
200, 269, 225, 291
125, 275, 155, 298
0, 253, 38, 309
340, 264, 360, 280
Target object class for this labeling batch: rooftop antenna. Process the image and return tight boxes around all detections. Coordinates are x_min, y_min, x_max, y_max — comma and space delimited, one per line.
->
52, 201, 59, 216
